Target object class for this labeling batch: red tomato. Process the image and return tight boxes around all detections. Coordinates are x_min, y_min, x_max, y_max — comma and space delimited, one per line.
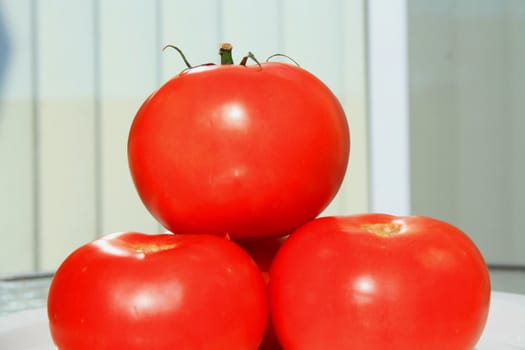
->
239, 235, 288, 285
128, 62, 349, 240
239, 236, 288, 350
47, 232, 268, 350
269, 213, 491, 350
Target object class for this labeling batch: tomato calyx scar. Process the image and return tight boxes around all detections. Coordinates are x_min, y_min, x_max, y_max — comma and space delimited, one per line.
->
360, 223, 402, 237
130, 243, 177, 254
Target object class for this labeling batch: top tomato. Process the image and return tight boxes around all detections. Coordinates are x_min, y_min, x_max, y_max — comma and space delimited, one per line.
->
128, 59, 350, 240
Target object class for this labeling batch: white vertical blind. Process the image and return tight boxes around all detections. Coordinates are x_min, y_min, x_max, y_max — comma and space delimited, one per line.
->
0, 0, 369, 274
0, 0, 36, 272
35, 0, 98, 270
336, 0, 369, 216
98, 0, 160, 235
220, 0, 281, 58
366, 0, 411, 216
160, 0, 221, 79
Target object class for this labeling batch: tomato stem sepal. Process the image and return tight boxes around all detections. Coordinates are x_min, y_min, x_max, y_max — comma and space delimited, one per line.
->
219, 43, 234, 65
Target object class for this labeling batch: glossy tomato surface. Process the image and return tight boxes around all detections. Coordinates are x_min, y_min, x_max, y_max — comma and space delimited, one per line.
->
269, 213, 491, 350
47, 232, 268, 350
128, 62, 350, 240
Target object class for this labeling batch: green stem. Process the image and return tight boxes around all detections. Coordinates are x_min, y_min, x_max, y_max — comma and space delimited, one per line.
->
266, 53, 301, 67
162, 45, 192, 68
219, 43, 234, 65
240, 52, 262, 69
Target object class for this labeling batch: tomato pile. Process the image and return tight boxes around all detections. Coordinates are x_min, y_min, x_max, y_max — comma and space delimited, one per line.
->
47, 44, 491, 350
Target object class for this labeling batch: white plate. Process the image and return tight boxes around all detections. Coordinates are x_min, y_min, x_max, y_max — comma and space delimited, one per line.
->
1, 291, 524, 349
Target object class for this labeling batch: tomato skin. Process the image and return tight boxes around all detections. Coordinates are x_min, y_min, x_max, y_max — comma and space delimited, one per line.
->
47, 232, 268, 350
128, 63, 349, 240
239, 235, 288, 285
239, 236, 288, 350
269, 213, 491, 350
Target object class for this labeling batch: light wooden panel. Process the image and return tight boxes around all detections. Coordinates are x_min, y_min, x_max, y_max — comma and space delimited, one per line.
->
98, 0, 161, 235
0, 0, 35, 274
36, 0, 98, 271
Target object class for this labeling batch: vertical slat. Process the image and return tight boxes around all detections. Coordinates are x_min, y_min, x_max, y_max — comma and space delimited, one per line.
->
281, 0, 342, 91
97, 0, 161, 234
220, 0, 281, 60
160, 0, 221, 80
36, 0, 97, 271
0, 0, 35, 274
367, 0, 411, 215
337, 0, 369, 215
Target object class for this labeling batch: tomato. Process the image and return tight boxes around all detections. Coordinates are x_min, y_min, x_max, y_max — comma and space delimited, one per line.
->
239, 236, 288, 350
239, 235, 288, 285
269, 213, 491, 350
47, 232, 268, 350
128, 59, 349, 240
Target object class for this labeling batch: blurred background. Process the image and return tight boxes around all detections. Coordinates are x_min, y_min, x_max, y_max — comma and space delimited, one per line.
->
0, 0, 523, 293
